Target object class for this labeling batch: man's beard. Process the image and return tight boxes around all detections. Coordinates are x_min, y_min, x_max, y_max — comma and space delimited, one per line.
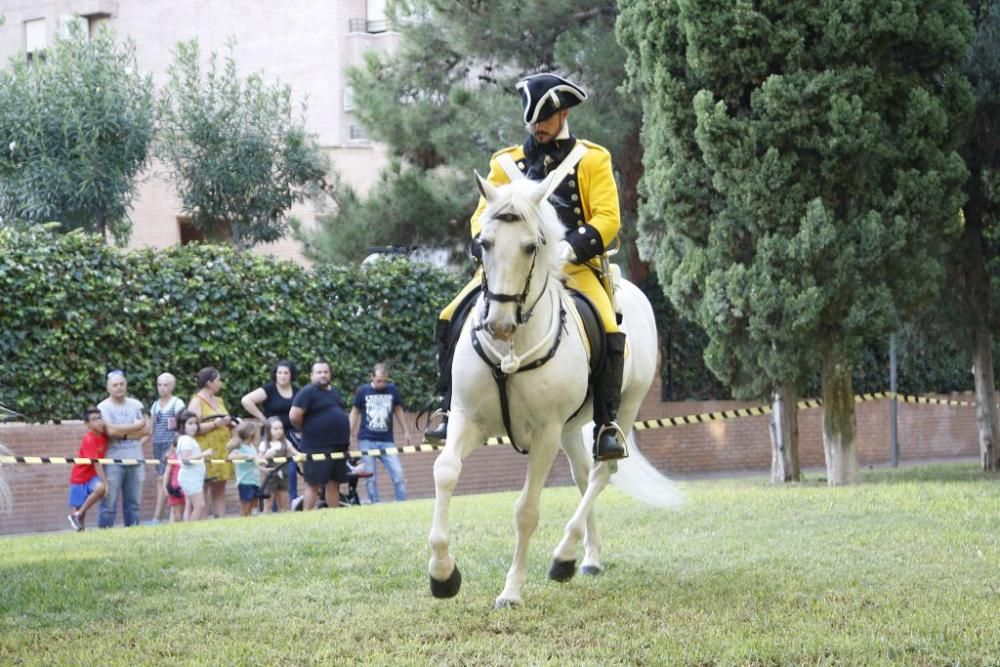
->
532, 117, 564, 144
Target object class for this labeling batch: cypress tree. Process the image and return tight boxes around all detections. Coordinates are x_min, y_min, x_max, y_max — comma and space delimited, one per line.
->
620, 0, 973, 484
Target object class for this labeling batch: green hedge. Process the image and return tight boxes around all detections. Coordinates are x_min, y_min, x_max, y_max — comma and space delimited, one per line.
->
0, 227, 463, 422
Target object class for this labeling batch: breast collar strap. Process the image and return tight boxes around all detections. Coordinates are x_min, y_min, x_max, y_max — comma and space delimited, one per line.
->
470, 294, 567, 455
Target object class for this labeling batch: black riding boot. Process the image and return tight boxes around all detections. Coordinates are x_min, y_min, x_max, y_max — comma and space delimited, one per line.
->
425, 318, 453, 441
593, 332, 627, 461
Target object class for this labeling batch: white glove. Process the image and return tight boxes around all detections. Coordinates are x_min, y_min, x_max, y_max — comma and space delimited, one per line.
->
558, 240, 577, 263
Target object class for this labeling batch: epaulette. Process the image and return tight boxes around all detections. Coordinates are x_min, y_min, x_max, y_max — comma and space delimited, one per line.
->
577, 139, 610, 156
490, 145, 522, 160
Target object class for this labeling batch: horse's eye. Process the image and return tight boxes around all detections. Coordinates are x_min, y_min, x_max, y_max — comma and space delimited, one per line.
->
496, 213, 521, 223
480, 238, 493, 252
522, 242, 537, 256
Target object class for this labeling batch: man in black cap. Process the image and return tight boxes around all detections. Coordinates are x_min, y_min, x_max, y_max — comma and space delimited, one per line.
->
426, 72, 628, 462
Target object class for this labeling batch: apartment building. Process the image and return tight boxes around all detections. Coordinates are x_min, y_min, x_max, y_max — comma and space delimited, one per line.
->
0, 0, 398, 261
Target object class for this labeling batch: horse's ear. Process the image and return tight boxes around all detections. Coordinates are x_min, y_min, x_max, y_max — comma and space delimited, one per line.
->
475, 170, 499, 203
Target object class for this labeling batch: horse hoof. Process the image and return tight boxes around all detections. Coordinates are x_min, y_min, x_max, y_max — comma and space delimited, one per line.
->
580, 565, 603, 576
548, 558, 577, 582
429, 565, 462, 599
493, 597, 521, 610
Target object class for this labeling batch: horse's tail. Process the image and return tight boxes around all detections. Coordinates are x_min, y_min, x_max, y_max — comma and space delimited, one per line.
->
0, 442, 11, 513
610, 434, 685, 508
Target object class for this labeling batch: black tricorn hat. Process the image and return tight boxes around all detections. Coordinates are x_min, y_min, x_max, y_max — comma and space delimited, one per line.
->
515, 73, 587, 125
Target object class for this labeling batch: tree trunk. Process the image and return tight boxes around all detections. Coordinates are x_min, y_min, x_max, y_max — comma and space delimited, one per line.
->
821, 348, 859, 485
957, 142, 1000, 472
768, 383, 800, 483
616, 125, 649, 284
971, 326, 1000, 471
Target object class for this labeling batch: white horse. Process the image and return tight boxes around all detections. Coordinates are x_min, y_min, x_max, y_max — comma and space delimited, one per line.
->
428, 173, 683, 608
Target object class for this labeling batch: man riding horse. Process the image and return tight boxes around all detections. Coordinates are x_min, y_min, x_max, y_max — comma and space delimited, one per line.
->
427, 73, 628, 462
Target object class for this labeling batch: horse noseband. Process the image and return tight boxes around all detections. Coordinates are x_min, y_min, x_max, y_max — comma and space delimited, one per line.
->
480, 233, 546, 326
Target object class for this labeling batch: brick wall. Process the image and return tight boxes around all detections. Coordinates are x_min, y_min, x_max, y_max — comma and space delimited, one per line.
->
0, 378, 980, 536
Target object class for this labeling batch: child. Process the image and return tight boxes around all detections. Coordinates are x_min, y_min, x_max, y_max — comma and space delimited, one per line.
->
176, 409, 213, 521
67, 408, 108, 531
161, 439, 185, 523
149, 372, 186, 524
259, 416, 301, 512
227, 419, 261, 517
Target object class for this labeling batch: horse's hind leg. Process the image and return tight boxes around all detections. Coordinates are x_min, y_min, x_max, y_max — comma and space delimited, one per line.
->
551, 432, 612, 580
552, 429, 604, 577
428, 412, 481, 599
495, 432, 561, 609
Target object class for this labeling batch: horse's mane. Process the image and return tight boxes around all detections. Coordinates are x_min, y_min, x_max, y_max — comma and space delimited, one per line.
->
480, 179, 567, 276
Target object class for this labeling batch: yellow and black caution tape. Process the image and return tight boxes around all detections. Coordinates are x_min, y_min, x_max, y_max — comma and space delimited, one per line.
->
633, 391, 974, 430
0, 447, 451, 467
634, 405, 770, 431
892, 393, 975, 407
0, 391, 979, 465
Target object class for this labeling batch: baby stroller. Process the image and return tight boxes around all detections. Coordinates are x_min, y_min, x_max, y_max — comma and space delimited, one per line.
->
288, 457, 372, 511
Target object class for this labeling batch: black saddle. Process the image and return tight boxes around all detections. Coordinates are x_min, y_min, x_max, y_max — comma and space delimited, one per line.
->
566, 288, 605, 376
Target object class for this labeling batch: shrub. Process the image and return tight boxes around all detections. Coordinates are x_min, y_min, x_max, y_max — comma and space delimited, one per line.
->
0, 227, 461, 421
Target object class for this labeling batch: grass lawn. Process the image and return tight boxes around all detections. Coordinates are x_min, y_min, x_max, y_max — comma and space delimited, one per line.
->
1, 463, 999, 666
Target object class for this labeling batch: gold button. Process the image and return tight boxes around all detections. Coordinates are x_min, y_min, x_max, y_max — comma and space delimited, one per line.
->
578, 219, 584, 226
574, 207, 581, 214
568, 180, 576, 187
578, 227, 587, 234
571, 194, 579, 202
517, 162, 525, 169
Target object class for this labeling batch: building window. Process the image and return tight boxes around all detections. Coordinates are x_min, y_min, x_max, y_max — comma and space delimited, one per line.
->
343, 86, 355, 112
349, 125, 369, 142
58, 14, 88, 39
87, 15, 110, 36
366, 0, 387, 32
178, 217, 232, 244
349, 1, 388, 33
24, 18, 47, 61
177, 217, 204, 245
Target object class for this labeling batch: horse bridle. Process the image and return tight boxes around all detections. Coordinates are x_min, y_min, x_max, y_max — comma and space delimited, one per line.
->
477, 212, 548, 326
472, 211, 567, 455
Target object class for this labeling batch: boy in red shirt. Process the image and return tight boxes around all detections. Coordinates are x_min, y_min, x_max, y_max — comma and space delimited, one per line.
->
67, 408, 109, 531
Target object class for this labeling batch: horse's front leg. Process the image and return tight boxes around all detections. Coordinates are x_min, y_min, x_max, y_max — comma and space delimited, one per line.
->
428, 410, 481, 598
495, 427, 561, 609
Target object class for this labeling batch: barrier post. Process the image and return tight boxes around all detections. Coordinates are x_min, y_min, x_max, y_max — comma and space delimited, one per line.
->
890, 333, 899, 467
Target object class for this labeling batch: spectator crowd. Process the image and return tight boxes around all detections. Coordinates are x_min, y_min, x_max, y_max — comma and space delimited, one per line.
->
66, 360, 413, 530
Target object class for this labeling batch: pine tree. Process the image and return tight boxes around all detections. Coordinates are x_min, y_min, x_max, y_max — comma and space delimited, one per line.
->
302, 0, 644, 273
